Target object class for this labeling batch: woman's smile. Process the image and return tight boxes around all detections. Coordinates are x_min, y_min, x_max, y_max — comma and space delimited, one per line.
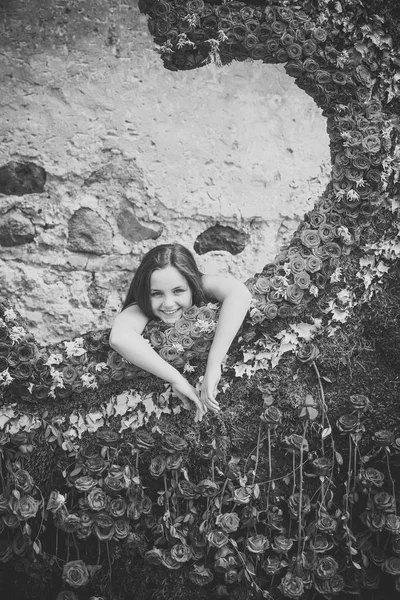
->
150, 266, 192, 323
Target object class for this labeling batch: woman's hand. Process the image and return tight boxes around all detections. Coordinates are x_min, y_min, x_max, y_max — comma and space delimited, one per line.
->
171, 376, 207, 422
201, 363, 221, 413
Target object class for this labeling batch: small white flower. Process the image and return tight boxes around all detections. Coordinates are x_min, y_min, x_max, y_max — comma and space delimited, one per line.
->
46, 353, 63, 367
50, 367, 64, 388
9, 326, 26, 344
81, 373, 98, 389
309, 285, 319, 297
95, 362, 108, 372
183, 362, 196, 373
172, 342, 184, 355
64, 338, 86, 358
4, 308, 17, 322
0, 368, 14, 386
330, 267, 343, 283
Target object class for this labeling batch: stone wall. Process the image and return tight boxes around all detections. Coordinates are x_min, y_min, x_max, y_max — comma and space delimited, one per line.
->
0, 0, 331, 343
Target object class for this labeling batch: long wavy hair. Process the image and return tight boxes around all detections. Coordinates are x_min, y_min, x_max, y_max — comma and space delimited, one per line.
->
122, 244, 205, 318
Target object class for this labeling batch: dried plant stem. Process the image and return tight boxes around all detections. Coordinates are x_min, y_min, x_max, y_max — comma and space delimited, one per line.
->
72, 533, 79, 560
267, 427, 272, 510
385, 448, 396, 512
252, 422, 262, 485
107, 540, 113, 599
312, 360, 328, 454
297, 421, 308, 563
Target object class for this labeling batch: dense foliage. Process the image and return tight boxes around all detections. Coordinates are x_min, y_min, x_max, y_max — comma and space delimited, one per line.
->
1, 1, 400, 599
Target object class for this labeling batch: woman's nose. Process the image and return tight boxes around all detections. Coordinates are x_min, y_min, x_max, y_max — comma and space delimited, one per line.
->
162, 295, 175, 308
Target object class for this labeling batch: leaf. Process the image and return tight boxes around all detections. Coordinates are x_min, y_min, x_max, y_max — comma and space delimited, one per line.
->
33, 541, 41, 555
335, 451, 343, 466
253, 484, 260, 499
307, 407, 319, 421
322, 426, 332, 440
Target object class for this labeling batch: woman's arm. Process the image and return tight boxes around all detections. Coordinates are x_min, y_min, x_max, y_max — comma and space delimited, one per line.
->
201, 275, 252, 410
109, 305, 206, 421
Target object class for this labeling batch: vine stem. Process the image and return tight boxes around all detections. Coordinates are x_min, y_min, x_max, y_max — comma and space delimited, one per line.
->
297, 420, 308, 564
312, 360, 327, 454
107, 540, 113, 600
267, 427, 272, 511
252, 422, 262, 486
385, 448, 396, 513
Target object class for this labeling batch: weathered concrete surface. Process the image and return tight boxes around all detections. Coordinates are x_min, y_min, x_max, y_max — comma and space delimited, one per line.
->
0, 0, 330, 343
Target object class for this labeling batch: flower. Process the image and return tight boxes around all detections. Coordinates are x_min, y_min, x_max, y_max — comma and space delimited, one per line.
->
94, 512, 115, 541
373, 430, 395, 446
309, 534, 334, 553
262, 556, 282, 575
47, 491, 66, 512
260, 405, 282, 428
297, 343, 319, 363
0, 540, 13, 563
56, 592, 78, 600
315, 575, 345, 595
74, 476, 97, 492
215, 512, 240, 534
85, 455, 107, 475
178, 480, 199, 499
207, 530, 229, 548
316, 556, 339, 580
166, 453, 183, 471
96, 429, 120, 447
369, 546, 387, 567
316, 514, 337, 533
62, 560, 90, 588
187, 564, 214, 586
288, 493, 311, 519
10, 494, 39, 520
364, 510, 386, 532
358, 468, 385, 488
232, 486, 252, 504
383, 557, 400, 576
336, 414, 362, 434
162, 433, 188, 453
197, 479, 219, 497
87, 488, 108, 512
161, 549, 182, 570
13, 470, 34, 493
279, 573, 304, 599
311, 457, 332, 477
286, 284, 304, 304
149, 455, 166, 478
61, 514, 82, 534
246, 534, 269, 553
114, 518, 130, 539
272, 535, 294, 553
104, 475, 126, 496
282, 434, 309, 454
373, 491, 396, 513
170, 543, 191, 562
109, 498, 127, 518
136, 430, 156, 450
361, 569, 380, 590
349, 394, 370, 411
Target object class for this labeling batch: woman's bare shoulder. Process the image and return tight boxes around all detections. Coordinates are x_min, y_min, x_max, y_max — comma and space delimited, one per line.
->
112, 303, 149, 334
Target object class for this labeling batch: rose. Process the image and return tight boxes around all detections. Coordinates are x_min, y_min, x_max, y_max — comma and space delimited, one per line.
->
253, 276, 270, 294
197, 479, 219, 497
358, 468, 385, 488
309, 534, 334, 553
294, 272, 311, 290
368, 546, 387, 567
104, 475, 125, 496
170, 543, 191, 563
260, 405, 282, 428
286, 284, 304, 305
262, 556, 282, 575
232, 486, 252, 505
316, 514, 337, 533
61, 514, 82, 534
96, 429, 120, 447
360, 569, 380, 590
246, 534, 269, 554
306, 255, 322, 273
316, 556, 339, 580
109, 498, 127, 518
297, 343, 319, 364
362, 135, 381, 154
266, 507, 284, 531
311, 457, 332, 476
215, 512, 240, 534
145, 548, 163, 565
74, 476, 97, 493
136, 430, 156, 450
336, 414, 362, 434
11, 494, 39, 520
85, 455, 107, 475
349, 394, 370, 411
384, 557, 400, 575
114, 518, 130, 540
214, 557, 229, 572
207, 530, 229, 549
288, 493, 311, 519
142, 495, 152, 514
87, 488, 108, 512
0, 540, 12, 563
56, 592, 78, 600
316, 575, 345, 595
149, 455, 166, 478
13, 470, 34, 493
373, 430, 395, 446
364, 510, 386, 532
94, 512, 115, 541
374, 491, 396, 513
47, 491, 66, 512
62, 560, 90, 588
12, 532, 29, 556
393, 536, 400, 556
187, 565, 214, 586
3, 512, 20, 528
272, 535, 293, 553
279, 573, 304, 599
224, 569, 239, 584
166, 453, 183, 471
178, 480, 199, 499
289, 255, 306, 275
263, 303, 278, 319
127, 499, 142, 521
282, 434, 309, 454
161, 550, 182, 570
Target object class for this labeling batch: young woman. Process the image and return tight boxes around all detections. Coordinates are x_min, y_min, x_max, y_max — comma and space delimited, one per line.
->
109, 244, 252, 422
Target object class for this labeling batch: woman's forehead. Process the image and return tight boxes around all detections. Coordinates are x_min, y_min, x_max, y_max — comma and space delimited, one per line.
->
150, 266, 187, 289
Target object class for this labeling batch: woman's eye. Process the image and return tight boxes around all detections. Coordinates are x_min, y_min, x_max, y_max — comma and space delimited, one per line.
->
174, 289, 185, 294
151, 292, 162, 297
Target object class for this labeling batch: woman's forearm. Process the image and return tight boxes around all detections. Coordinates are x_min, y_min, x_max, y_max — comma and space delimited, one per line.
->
109, 331, 183, 384
207, 285, 251, 366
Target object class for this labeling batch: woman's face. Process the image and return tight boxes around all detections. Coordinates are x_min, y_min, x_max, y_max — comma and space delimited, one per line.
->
149, 266, 192, 323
